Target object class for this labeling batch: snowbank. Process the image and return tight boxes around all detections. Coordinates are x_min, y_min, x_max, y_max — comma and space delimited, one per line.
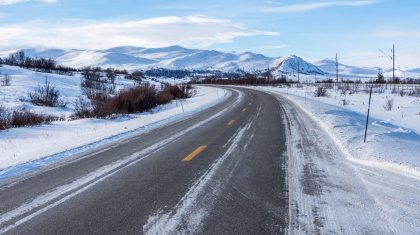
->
255, 85, 420, 176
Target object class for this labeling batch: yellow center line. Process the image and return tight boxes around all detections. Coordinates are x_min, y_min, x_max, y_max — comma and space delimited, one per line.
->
242, 108, 247, 112
182, 145, 207, 162
228, 120, 236, 126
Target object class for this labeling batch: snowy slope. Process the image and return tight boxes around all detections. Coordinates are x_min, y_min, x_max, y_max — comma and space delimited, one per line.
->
315, 59, 380, 76
273, 55, 324, 75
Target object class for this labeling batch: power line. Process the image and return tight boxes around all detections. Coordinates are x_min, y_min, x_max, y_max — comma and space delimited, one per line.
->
379, 44, 396, 83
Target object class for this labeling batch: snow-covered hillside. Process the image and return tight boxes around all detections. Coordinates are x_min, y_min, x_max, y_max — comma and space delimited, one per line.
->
273, 55, 324, 75
315, 59, 380, 77
1, 46, 278, 72
1, 46, 322, 74
315, 59, 420, 79
2, 46, 420, 79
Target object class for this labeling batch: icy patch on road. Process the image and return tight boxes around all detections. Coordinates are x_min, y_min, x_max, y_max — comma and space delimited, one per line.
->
143, 121, 253, 234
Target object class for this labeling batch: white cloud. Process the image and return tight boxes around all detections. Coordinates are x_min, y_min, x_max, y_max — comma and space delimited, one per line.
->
263, 0, 376, 13
261, 44, 290, 49
0, 16, 278, 50
0, 0, 57, 5
0, 0, 55, 4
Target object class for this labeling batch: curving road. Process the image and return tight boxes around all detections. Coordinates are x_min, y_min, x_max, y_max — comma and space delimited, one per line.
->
0, 87, 289, 234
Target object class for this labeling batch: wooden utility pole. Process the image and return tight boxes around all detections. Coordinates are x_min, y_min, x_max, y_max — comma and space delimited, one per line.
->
364, 86, 373, 143
379, 44, 396, 84
392, 44, 395, 84
335, 53, 339, 83
297, 61, 300, 83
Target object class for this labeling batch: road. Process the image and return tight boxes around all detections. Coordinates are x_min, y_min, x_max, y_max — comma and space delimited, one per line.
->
0, 87, 289, 234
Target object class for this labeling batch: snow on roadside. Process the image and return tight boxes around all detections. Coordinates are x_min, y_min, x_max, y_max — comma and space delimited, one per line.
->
0, 85, 229, 179
0, 65, 230, 178
256, 85, 420, 177
250, 85, 420, 233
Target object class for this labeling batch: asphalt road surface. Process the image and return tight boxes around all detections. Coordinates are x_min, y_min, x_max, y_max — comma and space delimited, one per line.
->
0, 87, 289, 234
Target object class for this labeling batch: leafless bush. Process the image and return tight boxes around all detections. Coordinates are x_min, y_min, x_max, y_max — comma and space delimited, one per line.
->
314, 86, 329, 97
391, 87, 400, 94
341, 99, 350, 106
399, 89, 406, 97
72, 84, 192, 119
383, 98, 394, 111
0, 107, 61, 130
28, 78, 62, 107
0, 106, 11, 130
71, 96, 93, 119
1, 74, 11, 86
156, 91, 174, 105
338, 84, 351, 95
81, 69, 115, 98
408, 88, 420, 97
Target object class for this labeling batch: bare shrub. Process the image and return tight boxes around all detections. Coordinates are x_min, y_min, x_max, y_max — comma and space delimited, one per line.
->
72, 84, 193, 119
156, 91, 174, 105
399, 89, 406, 97
314, 86, 329, 97
71, 96, 93, 119
338, 84, 351, 95
92, 84, 158, 118
374, 86, 386, 94
408, 88, 420, 97
0, 107, 11, 130
1, 74, 11, 86
11, 111, 57, 127
391, 87, 399, 94
0, 108, 60, 130
81, 68, 114, 98
383, 98, 394, 111
341, 99, 350, 106
28, 78, 61, 107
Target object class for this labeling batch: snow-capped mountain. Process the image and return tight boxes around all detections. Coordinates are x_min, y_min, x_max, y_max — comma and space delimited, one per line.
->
314, 59, 380, 76
2, 46, 419, 78
274, 55, 324, 75
1, 46, 322, 74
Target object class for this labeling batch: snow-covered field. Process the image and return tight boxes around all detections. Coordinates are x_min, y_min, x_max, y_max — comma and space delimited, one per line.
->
0, 65, 229, 180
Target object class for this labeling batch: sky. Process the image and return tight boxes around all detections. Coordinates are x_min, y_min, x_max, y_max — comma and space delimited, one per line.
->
0, 0, 419, 68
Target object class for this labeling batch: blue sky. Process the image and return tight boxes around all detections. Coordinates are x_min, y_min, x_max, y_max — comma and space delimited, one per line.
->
0, 0, 419, 68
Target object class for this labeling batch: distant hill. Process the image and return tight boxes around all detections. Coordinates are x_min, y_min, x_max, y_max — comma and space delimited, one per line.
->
1, 46, 419, 78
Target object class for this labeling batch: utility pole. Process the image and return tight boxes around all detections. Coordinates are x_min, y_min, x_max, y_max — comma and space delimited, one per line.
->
392, 44, 395, 84
379, 44, 396, 84
335, 53, 339, 83
297, 61, 300, 83
364, 86, 373, 143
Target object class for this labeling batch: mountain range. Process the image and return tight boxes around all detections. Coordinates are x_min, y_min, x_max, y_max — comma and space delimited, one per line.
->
1, 46, 419, 78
